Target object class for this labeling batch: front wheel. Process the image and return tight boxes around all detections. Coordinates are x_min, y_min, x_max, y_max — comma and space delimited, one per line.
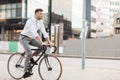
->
38, 54, 62, 80
7, 53, 25, 79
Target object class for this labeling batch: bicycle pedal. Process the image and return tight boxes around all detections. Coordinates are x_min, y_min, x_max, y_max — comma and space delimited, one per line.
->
27, 66, 33, 72
23, 72, 33, 78
33, 62, 38, 65
30, 58, 38, 65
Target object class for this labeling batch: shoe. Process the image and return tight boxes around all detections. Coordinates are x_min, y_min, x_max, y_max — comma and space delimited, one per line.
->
30, 58, 38, 65
23, 72, 33, 78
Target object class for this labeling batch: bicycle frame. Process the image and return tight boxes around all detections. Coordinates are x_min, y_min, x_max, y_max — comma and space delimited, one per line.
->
16, 45, 57, 71
7, 45, 62, 80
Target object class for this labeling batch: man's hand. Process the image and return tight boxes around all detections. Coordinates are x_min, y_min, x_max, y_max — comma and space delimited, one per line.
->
45, 37, 54, 47
48, 41, 54, 47
41, 42, 46, 46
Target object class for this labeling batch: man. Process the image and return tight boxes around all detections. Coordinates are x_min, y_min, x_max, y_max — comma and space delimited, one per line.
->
19, 8, 53, 78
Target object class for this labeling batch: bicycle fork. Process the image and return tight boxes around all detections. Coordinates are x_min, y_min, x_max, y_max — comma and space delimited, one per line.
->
44, 55, 52, 71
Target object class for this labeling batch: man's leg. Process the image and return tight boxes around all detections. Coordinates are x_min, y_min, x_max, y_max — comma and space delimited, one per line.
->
21, 41, 32, 72
29, 39, 43, 56
19, 36, 33, 78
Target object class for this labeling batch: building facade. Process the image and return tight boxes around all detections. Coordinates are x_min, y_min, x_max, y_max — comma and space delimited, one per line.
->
0, 0, 73, 41
51, 13, 72, 40
0, 0, 27, 41
113, 13, 120, 34
91, 0, 120, 38
96, 0, 120, 25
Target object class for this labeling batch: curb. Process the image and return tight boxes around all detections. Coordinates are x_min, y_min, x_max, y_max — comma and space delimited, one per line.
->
1, 52, 120, 60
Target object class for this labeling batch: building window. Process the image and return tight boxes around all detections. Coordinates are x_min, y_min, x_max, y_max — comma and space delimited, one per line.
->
6, 4, 11, 9
116, 18, 120, 24
6, 9, 11, 19
11, 3, 16, 9
91, 5, 96, 11
1, 5, 6, 9
91, 18, 96, 23
16, 8, 21, 18
0, 5, 1, 10
11, 9, 16, 18
17, 3, 21, 8
0, 3, 22, 19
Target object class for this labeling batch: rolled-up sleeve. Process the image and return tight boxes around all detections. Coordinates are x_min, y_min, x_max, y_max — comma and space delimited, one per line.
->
40, 21, 49, 38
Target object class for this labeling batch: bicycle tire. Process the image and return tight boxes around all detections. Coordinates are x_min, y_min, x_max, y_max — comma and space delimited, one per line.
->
38, 54, 62, 80
7, 53, 25, 79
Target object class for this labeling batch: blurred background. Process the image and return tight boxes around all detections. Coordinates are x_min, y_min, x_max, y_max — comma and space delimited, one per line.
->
0, 0, 120, 59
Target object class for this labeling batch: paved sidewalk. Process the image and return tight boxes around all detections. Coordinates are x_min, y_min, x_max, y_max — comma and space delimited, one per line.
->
0, 54, 120, 80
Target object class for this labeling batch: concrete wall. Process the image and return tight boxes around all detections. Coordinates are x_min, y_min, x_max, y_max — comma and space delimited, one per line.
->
0, 35, 120, 58
63, 35, 120, 58
0, 41, 9, 51
0, 41, 35, 53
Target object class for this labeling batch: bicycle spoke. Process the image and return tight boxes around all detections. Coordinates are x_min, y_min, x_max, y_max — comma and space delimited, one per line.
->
38, 54, 62, 80
7, 53, 25, 79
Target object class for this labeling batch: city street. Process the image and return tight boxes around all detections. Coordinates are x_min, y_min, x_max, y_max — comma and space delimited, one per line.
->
0, 0, 120, 80
0, 54, 120, 80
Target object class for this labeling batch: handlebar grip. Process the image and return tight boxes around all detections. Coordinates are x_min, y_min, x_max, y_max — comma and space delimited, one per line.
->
42, 45, 47, 52
52, 46, 57, 53
46, 45, 57, 53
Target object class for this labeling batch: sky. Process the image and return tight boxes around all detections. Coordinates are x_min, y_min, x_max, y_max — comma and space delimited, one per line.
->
72, 0, 83, 28
27, 0, 48, 18
52, 0, 72, 21
52, 0, 83, 28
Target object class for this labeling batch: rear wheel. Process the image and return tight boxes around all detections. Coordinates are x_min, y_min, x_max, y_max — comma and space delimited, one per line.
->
38, 54, 62, 80
7, 53, 25, 79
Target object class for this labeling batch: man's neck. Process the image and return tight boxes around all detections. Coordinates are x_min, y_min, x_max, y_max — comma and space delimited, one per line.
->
34, 15, 41, 20
35, 15, 38, 20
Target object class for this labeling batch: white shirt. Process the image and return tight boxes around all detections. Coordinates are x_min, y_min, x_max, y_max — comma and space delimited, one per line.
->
21, 16, 49, 39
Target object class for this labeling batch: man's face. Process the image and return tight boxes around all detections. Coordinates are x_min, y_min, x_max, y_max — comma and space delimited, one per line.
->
35, 11, 43, 20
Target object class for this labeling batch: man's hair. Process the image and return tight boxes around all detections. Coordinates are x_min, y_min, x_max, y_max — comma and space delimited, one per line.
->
35, 8, 43, 14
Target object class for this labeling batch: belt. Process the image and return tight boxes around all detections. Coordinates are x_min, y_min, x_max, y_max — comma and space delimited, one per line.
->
20, 34, 30, 38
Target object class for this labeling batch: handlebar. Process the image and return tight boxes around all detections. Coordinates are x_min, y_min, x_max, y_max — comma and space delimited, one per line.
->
42, 45, 57, 53
31, 45, 57, 53
51, 46, 57, 53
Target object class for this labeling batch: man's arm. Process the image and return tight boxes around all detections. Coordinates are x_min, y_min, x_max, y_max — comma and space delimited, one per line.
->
45, 37, 50, 43
40, 20, 54, 46
45, 37, 54, 47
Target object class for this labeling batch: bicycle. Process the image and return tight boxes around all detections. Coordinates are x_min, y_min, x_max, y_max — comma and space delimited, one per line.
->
7, 45, 62, 80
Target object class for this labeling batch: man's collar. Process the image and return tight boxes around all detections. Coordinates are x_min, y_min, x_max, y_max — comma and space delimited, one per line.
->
31, 16, 40, 22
